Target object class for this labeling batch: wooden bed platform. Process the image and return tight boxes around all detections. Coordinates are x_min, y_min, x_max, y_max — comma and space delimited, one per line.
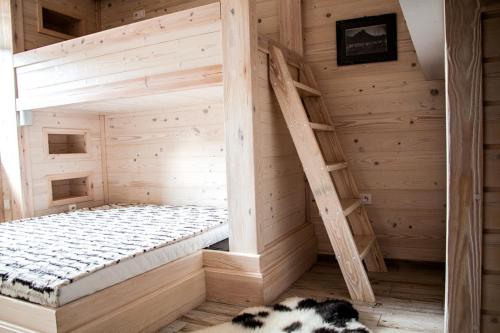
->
0, 222, 316, 333
13, 2, 223, 112
0, 253, 205, 333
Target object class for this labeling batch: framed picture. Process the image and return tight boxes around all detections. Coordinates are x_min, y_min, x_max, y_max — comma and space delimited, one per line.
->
336, 13, 397, 66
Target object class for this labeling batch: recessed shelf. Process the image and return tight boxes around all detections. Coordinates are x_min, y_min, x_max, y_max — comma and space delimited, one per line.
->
44, 128, 89, 158
49, 174, 93, 206
48, 133, 87, 154
37, 1, 85, 40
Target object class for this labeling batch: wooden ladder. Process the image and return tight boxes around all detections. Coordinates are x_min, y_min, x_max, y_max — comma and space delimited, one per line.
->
269, 44, 387, 303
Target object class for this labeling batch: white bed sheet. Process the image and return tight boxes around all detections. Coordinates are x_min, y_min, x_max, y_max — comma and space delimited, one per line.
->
59, 223, 228, 306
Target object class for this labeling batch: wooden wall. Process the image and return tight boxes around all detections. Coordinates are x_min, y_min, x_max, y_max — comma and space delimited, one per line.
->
0, 164, 11, 222
253, 0, 446, 261
482, 3, 500, 331
298, 0, 445, 262
24, 111, 105, 216
253, 0, 307, 250
9, 1, 447, 262
99, 0, 217, 30
104, 104, 227, 208
18, 0, 98, 51
255, 49, 307, 249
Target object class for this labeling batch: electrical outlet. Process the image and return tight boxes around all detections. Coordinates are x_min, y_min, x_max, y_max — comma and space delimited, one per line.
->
68, 204, 77, 212
3, 199, 10, 210
360, 193, 372, 205
133, 9, 146, 20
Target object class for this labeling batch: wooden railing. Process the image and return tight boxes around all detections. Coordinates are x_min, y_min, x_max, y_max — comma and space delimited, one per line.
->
13, 2, 223, 111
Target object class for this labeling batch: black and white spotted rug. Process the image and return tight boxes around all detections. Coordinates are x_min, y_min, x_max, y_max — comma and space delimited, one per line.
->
196, 297, 371, 333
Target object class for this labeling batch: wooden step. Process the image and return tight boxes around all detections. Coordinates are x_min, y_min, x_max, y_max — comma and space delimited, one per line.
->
310, 122, 335, 131
354, 235, 376, 259
340, 198, 361, 216
293, 81, 322, 97
325, 162, 348, 172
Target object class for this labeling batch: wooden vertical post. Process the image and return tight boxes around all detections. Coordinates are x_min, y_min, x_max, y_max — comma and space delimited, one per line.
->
0, 0, 30, 219
221, 0, 260, 254
11, 0, 24, 52
0, 157, 4, 222
99, 115, 110, 204
444, 0, 483, 332
279, 0, 303, 56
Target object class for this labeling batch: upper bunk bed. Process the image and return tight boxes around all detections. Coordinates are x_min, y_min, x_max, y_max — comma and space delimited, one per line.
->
13, 2, 223, 113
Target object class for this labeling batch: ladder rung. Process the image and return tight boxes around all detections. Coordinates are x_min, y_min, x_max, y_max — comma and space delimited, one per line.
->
354, 235, 376, 259
325, 162, 348, 172
340, 198, 361, 216
293, 81, 322, 97
310, 122, 335, 131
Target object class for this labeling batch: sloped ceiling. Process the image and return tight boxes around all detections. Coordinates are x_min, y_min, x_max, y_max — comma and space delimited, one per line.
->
399, 0, 445, 80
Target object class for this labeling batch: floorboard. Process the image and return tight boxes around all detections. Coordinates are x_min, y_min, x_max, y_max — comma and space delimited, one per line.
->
160, 259, 445, 332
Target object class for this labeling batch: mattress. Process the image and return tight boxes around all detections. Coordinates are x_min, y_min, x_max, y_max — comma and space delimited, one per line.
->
0, 204, 228, 307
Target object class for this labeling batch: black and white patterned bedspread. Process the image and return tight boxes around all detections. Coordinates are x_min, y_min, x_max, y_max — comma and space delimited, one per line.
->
0, 204, 227, 307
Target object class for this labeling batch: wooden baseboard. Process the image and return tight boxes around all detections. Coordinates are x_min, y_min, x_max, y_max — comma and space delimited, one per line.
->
204, 223, 317, 306
205, 268, 264, 306
263, 237, 317, 303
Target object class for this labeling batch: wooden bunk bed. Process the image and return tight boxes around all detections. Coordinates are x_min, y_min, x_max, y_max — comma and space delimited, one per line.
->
0, 1, 383, 332
0, 3, 224, 333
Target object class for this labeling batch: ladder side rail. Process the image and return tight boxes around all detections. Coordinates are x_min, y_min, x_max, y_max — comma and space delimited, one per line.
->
300, 62, 388, 273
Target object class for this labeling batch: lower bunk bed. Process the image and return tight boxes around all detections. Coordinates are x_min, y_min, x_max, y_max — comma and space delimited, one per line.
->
0, 204, 228, 333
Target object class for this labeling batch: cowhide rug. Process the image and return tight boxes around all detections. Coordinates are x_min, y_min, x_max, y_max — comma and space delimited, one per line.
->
196, 297, 371, 333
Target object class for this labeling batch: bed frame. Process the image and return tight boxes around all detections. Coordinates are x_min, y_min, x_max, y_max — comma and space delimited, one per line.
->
13, 2, 222, 112
0, 223, 316, 333
0, 252, 205, 333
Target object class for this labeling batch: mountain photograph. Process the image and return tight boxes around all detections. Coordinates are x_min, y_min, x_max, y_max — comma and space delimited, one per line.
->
345, 24, 388, 56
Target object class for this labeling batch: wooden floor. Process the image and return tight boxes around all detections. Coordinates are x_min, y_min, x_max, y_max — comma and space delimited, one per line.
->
160, 258, 445, 332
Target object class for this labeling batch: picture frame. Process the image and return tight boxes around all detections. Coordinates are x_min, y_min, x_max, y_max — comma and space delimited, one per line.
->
336, 13, 397, 66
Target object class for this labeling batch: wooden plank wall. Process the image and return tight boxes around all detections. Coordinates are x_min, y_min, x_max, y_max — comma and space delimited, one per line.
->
0, 162, 7, 222
253, 0, 446, 262
24, 111, 105, 216
255, 50, 306, 249
99, 0, 218, 30
19, 0, 98, 51
0, 0, 29, 220
256, 0, 279, 41
481, 2, 500, 331
300, 0, 446, 262
52, 0, 228, 214
104, 103, 227, 208
254, 0, 307, 250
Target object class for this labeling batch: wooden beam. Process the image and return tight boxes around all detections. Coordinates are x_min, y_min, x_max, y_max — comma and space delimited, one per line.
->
444, 0, 483, 332
0, 0, 29, 219
279, 0, 303, 56
11, 0, 23, 53
16, 64, 223, 111
99, 115, 110, 205
221, 0, 260, 254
